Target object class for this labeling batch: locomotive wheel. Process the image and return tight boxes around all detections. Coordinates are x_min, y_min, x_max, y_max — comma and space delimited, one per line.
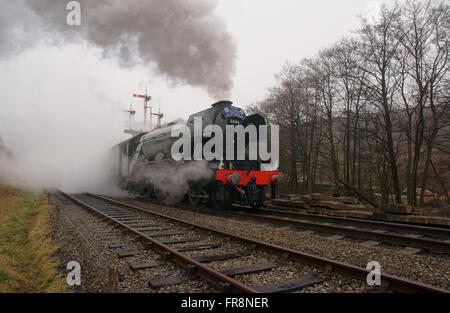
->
188, 188, 201, 208
210, 182, 232, 210
249, 189, 265, 209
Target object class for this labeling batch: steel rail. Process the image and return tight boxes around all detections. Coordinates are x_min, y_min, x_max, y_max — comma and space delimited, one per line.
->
264, 204, 450, 237
61, 192, 258, 293
169, 202, 450, 253
229, 211, 450, 254
90, 194, 449, 293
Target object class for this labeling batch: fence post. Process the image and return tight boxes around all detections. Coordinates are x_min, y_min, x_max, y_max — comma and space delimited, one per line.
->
109, 265, 120, 293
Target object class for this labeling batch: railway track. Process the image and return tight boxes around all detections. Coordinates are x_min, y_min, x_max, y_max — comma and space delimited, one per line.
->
263, 204, 450, 235
229, 205, 450, 254
129, 197, 450, 254
60, 192, 447, 293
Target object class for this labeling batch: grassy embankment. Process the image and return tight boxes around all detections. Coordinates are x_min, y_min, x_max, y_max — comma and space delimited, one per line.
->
0, 185, 66, 292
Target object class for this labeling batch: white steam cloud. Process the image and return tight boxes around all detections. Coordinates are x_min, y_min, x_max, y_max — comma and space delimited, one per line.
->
0, 0, 237, 98
0, 49, 127, 194
133, 160, 214, 205
0, 0, 236, 195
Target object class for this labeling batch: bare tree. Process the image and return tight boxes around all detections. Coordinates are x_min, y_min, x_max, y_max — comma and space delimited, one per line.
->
357, 4, 403, 204
395, 0, 449, 205
252, 0, 449, 208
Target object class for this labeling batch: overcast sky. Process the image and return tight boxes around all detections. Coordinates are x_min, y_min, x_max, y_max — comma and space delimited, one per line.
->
217, 0, 386, 105
0, 0, 395, 140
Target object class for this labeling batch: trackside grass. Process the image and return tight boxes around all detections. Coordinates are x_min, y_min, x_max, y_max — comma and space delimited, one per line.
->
0, 185, 66, 292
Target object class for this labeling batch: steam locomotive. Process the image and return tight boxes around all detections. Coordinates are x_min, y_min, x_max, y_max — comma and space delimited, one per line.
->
111, 101, 283, 210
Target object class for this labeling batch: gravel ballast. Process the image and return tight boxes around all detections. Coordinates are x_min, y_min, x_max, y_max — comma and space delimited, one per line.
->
49, 194, 220, 293
114, 197, 450, 290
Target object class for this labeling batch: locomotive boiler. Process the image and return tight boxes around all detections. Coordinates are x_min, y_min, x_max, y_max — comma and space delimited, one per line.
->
111, 101, 283, 210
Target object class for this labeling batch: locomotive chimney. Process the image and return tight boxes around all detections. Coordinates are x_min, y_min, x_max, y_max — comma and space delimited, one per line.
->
211, 101, 233, 109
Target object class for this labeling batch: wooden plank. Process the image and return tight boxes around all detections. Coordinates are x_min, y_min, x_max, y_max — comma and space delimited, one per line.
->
316, 201, 348, 210
175, 243, 221, 252
193, 251, 251, 263
127, 223, 162, 228
117, 249, 142, 258
138, 227, 173, 232
159, 237, 205, 245
381, 204, 414, 215
253, 276, 323, 293
222, 262, 279, 277
147, 232, 187, 238
333, 197, 359, 204
115, 219, 142, 222
129, 262, 160, 271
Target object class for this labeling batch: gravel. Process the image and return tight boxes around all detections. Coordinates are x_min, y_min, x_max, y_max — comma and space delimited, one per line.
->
114, 197, 450, 291
49, 194, 220, 293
